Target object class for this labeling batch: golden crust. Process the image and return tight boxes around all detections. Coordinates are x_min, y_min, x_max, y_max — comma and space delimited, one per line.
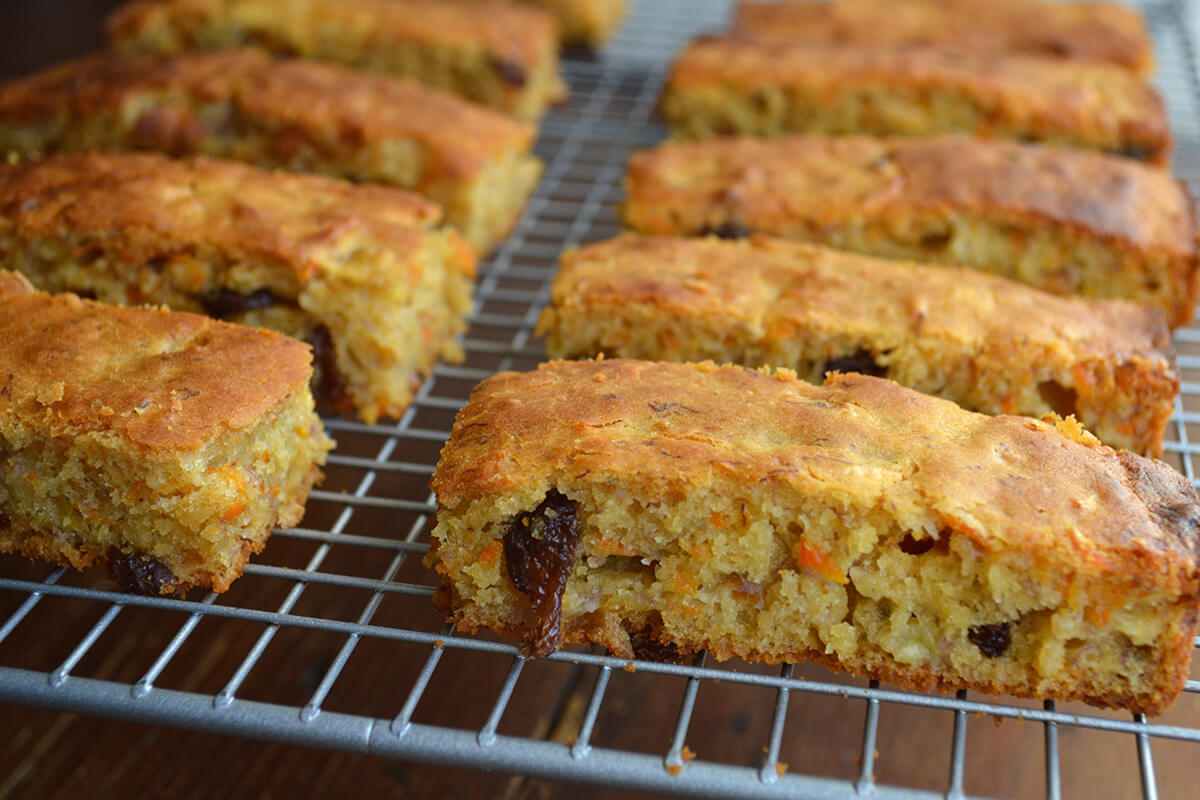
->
0, 49, 535, 173
732, 0, 1153, 74
430, 360, 1200, 713
538, 234, 1178, 455
0, 150, 476, 424
0, 151, 440, 280
0, 49, 540, 252
440, 601, 1199, 716
0, 273, 312, 453
0, 273, 331, 594
444, 0, 627, 48
622, 134, 1200, 326
661, 36, 1169, 161
518, 0, 626, 47
106, 0, 566, 120
434, 360, 1200, 590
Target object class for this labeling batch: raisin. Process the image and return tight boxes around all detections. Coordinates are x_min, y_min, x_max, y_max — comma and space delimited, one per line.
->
968, 622, 1012, 658
308, 325, 350, 414
823, 349, 886, 378
918, 228, 953, 249
1037, 380, 1078, 418
503, 489, 580, 656
489, 55, 527, 87
1112, 144, 1152, 162
199, 287, 284, 319
698, 220, 753, 240
898, 533, 936, 556
1042, 38, 1074, 57
131, 106, 205, 156
629, 628, 690, 664
109, 549, 179, 596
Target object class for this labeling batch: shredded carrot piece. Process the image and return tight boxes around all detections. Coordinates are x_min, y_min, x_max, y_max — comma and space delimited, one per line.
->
673, 569, 697, 595
594, 535, 640, 557
793, 540, 848, 584
1071, 364, 1095, 396
478, 539, 503, 567
710, 511, 725, 529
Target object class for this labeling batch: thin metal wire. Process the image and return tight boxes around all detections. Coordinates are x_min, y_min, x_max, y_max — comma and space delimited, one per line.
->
1135, 713, 1161, 800
665, 651, 708, 773
0, 567, 63, 646
1043, 700, 1062, 800
390, 622, 453, 738
572, 664, 612, 760
477, 655, 526, 747
947, 691, 969, 800
856, 681, 882, 795
758, 663, 793, 785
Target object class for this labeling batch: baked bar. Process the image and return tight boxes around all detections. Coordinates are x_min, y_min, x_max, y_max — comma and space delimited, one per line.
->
106, 0, 567, 122
537, 235, 1179, 457
0, 151, 476, 424
660, 36, 1169, 163
732, 0, 1153, 75
428, 359, 1200, 715
0, 270, 333, 595
0, 49, 542, 254
448, 0, 626, 49
622, 135, 1200, 328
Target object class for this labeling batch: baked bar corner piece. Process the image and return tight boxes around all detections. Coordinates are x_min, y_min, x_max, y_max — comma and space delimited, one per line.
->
537, 234, 1179, 457
429, 359, 1200, 715
0, 50, 541, 256
660, 35, 1169, 164
523, 0, 627, 48
0, 271, 333, 595
621, 135, 1200, 328
0, 151, 476, 424
106, 0, 568, 122
731, 0, 1154, 76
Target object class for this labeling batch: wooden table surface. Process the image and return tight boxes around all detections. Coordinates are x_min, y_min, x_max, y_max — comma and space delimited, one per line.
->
1, 3, 1199, 798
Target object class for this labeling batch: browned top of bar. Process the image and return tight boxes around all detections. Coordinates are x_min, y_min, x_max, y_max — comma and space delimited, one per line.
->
0, 271, 313, 452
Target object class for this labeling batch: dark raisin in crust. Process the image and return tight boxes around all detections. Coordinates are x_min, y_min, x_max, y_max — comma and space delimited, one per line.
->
199, 287, 288, 319
109, 548, 180, 595
824, 349, 886, 378
698, 220, 753, 239
503, 489, 580, 656
968, 622, 1012, 658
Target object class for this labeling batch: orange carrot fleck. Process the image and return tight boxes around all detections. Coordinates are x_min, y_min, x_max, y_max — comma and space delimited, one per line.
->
594, 536, 640, 557
478, 539, 502, 567
793, 540, 848, 584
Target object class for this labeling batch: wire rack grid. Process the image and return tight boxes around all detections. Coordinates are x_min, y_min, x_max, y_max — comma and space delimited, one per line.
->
3, 1, 1200, 798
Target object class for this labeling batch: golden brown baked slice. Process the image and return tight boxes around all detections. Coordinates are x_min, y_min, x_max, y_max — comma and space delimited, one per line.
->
446, 0, 626, 48
428, 359, 1200, 715
0, 49, 541, 254
0, 271, 333, 595
660, 36, 1169, 163
106, 0, 567, 122
537, 235, 1179, 457
0, 151, 476, 424
622, 135, 1200, 328
733, 0, 1153, 75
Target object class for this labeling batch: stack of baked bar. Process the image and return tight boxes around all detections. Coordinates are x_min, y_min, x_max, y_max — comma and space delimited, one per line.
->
428, 0, 1200, 718
0, 0, 628, 592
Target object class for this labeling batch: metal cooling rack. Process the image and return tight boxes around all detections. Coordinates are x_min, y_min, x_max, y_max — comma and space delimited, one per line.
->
3, 1, 1200, 798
